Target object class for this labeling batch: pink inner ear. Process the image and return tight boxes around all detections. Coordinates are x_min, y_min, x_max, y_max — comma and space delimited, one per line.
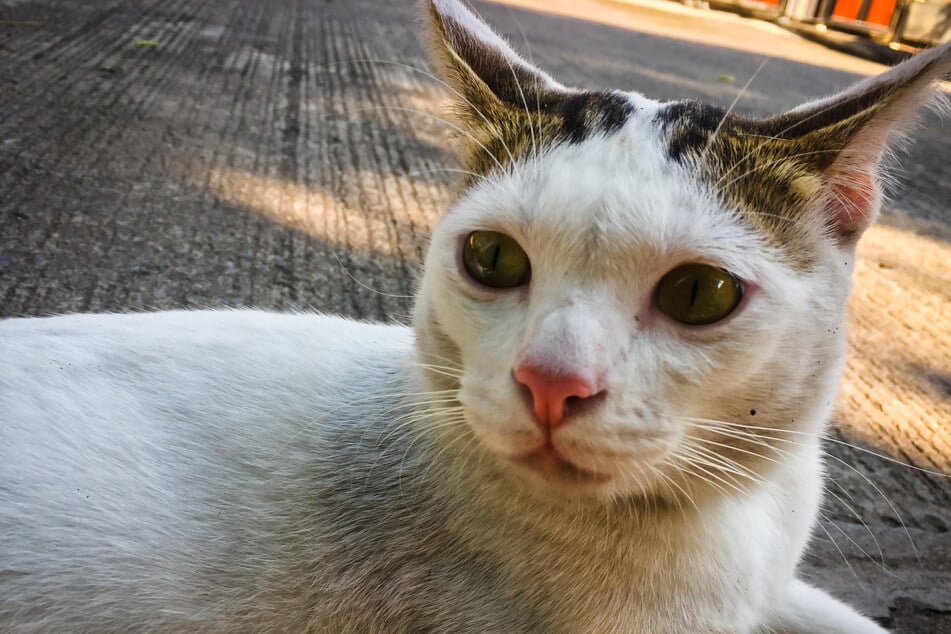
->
826, 170, 879, 239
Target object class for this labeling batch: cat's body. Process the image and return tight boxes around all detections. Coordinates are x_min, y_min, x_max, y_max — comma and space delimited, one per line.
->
0, 311, 854, 633
2, 0, 949, 631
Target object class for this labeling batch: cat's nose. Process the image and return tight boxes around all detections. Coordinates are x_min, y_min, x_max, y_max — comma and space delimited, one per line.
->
513, 366, 601, 429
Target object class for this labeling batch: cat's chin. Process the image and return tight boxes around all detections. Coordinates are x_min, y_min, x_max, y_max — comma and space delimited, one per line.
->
507, 446, 615, 494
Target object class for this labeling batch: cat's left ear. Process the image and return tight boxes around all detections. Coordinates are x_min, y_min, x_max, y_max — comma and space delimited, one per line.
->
425, 0, 567, 134
760, 43, 950, 244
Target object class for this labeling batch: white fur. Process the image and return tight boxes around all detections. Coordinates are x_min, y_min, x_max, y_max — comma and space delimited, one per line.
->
0, 130, 884, 632
410, 100, 882, 632
1, 311, 420, 630
4, 0, 941, 629
0, 304, 878, 632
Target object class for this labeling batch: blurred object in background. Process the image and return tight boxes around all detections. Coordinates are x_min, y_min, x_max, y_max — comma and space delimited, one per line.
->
705, 0, 949, 50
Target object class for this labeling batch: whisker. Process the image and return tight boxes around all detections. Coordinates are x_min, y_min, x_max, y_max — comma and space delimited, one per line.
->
685, 423, 799, 460
354, 389, 460, 448
403, 167, 487, 182
410, 361, 464, 374
814, 516, 864, 585
453, 432, 489, 489
698, 57, 770, 171
733, 132, 796, 141
678, 442, 764, 485
652, 465, 700, 514
671, 447, 753, 497
278, 387, 452, 456
496, 4, 538, 167
348, 105, 508, 174
739, 210, 824, 235
492, 4, 551, 177
716, 87, 891, 194
414, 420, 476, 489
671, 461, 732, 498
397, 416, 470, 496
409, 365, 464, 381
375, 405, 466, 449
414, 350, 467, 369
679, 416, 921, 561
686, 434, 791, 473
368, 414, 466, 487
822, 485, 891, 574
716, 148, 843, 192
823, 450, 920, 563
331, 251, 414, 299
687, 418, 950, 479
342, 57, 517, 167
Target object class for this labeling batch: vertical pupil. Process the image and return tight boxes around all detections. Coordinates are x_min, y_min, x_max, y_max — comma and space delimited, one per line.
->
689, 279, 699, 307
490, 244, 501, 270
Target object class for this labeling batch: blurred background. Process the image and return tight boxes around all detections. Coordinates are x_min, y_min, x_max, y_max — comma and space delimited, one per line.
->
700, 0, 949, 52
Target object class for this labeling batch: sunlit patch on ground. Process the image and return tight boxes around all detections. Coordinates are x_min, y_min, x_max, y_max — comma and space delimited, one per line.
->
203, 167, 403, 257
839, 221, 951, 474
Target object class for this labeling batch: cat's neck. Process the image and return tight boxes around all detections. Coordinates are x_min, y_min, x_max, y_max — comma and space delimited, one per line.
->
409, 402, 822, 633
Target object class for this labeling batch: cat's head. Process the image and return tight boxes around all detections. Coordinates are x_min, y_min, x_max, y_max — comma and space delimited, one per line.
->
413, 0, 950, 500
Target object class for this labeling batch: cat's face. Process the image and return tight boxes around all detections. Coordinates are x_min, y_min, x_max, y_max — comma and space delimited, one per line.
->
414, 0, 949, 500
417, 108, 848, 498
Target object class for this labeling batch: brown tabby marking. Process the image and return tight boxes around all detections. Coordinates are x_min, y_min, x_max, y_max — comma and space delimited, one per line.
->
429, 0, 949, 271
426, 3, 635, 185
656, 55, 947, 268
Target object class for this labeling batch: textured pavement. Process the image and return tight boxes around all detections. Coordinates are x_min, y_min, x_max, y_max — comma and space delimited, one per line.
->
1, 0, 949, 630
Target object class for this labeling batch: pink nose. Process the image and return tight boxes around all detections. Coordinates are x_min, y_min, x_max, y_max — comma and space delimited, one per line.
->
513, 366, 599, 429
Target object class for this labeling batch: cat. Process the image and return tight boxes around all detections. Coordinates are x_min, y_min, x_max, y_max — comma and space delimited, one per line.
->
1, 0, 949, 631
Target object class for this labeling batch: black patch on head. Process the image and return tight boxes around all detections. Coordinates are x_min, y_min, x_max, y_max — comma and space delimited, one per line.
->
654, 74, 921, 167
655, 101, 728, 162
554, 91, 636, 143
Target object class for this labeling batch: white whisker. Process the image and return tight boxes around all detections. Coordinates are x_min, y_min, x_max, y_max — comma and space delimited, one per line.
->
332, 251, 414, 299
698, 57, 770, 171
822, 485, 891, 574
348, 105, 508, 175
344, 57, 517, 167
687, 418, 949, 479
403, 167, 487, 182
814, 517, 864, 584
716, 148, 843, 192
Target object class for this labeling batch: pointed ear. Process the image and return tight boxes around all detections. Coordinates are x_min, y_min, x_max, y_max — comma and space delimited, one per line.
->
424, 0, 637, 180
757, 42, 950, 244
425, 0, 565, 131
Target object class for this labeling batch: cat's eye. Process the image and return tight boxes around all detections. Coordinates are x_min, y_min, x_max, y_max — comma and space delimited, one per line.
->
462, 231, 531, 289
656, 264, 742, 325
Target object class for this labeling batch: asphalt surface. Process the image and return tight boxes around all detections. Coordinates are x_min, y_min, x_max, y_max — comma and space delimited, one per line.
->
1, 0, 949, 630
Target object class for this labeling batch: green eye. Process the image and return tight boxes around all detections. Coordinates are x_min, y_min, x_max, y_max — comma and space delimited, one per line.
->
657, 264, 743, 325
462, 231, 531, 289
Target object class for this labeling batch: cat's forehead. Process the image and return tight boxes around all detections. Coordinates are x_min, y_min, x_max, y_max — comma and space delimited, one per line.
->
652, 100, 835, 268
458, 88, 640, 179
448, 102, 767, 279
453, 93, 826, 272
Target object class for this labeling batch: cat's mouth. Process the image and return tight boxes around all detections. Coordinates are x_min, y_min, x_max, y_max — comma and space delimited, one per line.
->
513, 445, 611, 484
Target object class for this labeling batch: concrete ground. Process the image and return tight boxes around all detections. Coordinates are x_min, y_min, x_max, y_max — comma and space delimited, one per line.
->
1, 0, 948, 630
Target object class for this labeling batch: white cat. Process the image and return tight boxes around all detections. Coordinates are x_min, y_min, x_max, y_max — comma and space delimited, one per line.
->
1, 1, 948, 631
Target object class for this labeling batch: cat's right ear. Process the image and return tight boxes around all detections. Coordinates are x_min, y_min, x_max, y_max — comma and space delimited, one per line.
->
425, 0, 566, 135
